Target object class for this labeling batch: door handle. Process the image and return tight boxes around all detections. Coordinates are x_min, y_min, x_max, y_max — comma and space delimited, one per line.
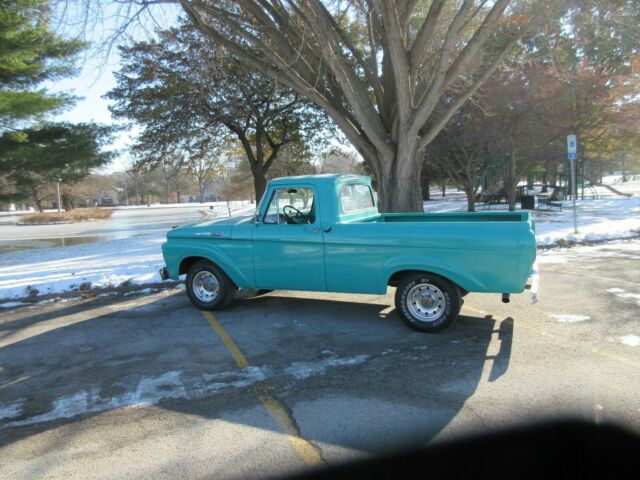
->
305, 227, 321, 233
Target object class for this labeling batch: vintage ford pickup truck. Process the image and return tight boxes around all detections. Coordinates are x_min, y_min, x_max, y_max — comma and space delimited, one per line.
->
161, 174, 537, 332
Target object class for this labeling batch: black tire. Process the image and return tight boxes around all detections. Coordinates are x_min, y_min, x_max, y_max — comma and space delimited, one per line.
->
394, 273, 461, 333
186, 260, 235, 310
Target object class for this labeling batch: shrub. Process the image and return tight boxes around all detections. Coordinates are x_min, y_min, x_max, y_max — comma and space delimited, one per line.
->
20, 208, 113, 224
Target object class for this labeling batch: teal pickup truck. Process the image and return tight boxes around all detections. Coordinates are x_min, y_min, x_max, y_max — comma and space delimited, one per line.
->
161, 174, 537, 332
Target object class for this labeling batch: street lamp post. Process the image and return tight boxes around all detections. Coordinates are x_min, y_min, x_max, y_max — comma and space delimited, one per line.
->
56, 178, 62, 214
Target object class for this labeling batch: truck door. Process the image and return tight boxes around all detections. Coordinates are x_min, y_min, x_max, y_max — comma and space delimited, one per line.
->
252, 185, 326, 291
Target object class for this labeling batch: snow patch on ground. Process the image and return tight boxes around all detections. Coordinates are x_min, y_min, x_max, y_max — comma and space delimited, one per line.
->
284, 355, 370, 380
538, 240, 640, 269
0, 301, 29, 308
1, 354, 371, 428
617, 293, 640, 300
0, 400, 24, 420
620, 335, 640, 347
603, 287, 640, 306
549, 314, 590, 323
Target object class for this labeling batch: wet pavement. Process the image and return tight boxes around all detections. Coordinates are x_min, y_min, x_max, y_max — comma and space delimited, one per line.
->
1, 240, 639, 479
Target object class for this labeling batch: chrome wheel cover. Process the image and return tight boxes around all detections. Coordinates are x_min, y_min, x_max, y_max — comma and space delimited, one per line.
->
192, 271, 220, 303
406, 283, 446, 322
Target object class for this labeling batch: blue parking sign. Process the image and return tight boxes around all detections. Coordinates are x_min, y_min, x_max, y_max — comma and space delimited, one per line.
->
568, 151, 577, 160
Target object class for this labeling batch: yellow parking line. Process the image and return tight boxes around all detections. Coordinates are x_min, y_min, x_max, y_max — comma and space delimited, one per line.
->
203, 311, 250, 369
202, 311, 324, 466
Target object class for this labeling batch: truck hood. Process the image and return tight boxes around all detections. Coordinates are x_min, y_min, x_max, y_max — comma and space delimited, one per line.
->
166, 214, 254, 239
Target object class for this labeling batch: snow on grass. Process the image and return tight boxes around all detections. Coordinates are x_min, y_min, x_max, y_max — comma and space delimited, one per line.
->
534, 197, 639, 246
548, 314, 590, 323
620, 335, 640, 347
0, 234, 166, 300
0, 206, 256, 300
424, 193, 639, 247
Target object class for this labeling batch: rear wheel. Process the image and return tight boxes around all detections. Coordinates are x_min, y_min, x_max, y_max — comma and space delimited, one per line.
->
395, 273, 461, 332
186, 260, 235, 310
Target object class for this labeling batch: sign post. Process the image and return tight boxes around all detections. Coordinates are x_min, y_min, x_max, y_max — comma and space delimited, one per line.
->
567, 135, 578, 234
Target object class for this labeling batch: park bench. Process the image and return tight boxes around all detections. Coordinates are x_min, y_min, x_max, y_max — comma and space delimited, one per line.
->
536, 186, 565, 211
537, 198, 563, 211
478, 193, 508, 209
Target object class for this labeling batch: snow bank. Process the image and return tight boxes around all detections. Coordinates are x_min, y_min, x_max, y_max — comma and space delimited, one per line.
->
0, 205, 256, 301
425, 195, 639, 247
0, 233, 167, 300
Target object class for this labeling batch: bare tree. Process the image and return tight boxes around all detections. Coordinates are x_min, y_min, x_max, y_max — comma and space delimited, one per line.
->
425, 107, 491, 212
108, 24, 330, 203
172, 0, 554, 211
67, 0, 558, 211
186, 152, 220, 203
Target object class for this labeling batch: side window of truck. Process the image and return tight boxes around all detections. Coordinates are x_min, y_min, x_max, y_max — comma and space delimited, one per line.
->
263, 187, 316, 225
340, 184, 374, 213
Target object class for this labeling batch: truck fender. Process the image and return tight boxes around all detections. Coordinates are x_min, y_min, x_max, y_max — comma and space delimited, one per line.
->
164, 241, 253, 288
382, 256, 486, 293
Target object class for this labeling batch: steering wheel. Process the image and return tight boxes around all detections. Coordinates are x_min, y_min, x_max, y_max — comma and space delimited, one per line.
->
283, 205, 310, 224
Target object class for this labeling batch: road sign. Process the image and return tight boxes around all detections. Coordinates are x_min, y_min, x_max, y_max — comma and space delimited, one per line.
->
567, 134, 577, 158
566, 135, 578, 234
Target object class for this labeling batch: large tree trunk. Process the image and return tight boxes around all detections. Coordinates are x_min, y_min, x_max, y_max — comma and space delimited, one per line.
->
199, 181, 205, 203
373, 146, 423, 213
62, 193, 74, 211
507, 149, 517, 212
420, 168, 431, 201
252, 167, 268, 204
32, 189, 43, 212
465, 187, 476, 213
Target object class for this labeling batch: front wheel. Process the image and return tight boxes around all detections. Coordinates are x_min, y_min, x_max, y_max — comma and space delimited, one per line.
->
395, 273, 461, 332
186, 260, 235, 310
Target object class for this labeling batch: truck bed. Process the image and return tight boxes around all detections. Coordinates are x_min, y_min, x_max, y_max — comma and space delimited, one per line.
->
360, 211, 530, 224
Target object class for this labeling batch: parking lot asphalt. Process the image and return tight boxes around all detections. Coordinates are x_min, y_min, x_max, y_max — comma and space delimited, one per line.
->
1, 240, 639, 479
